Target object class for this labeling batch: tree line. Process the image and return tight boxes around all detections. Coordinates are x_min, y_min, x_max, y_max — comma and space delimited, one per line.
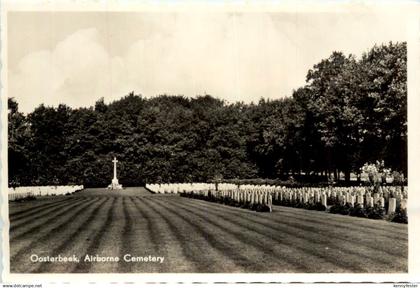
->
8, 42, 407, 187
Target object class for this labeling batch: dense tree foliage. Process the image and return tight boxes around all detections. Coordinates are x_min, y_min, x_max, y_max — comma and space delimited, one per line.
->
8, 42, 407, 187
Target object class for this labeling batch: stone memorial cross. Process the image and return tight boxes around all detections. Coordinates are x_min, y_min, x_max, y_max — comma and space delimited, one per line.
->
108, 156, 123, 190
113, 157, 118, 180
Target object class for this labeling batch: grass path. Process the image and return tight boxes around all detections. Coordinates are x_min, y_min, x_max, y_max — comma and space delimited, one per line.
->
8, 187, 408, 273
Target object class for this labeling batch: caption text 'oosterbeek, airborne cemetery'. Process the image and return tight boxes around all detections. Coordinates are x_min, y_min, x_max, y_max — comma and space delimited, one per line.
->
7, 11, 407, 273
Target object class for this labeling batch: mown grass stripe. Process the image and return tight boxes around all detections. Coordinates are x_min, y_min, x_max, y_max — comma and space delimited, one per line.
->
118, 197, 133, 273
130, 198, 161, 253
9, 197, 82, 221
130, 197, 173, 273
10, 197, 87, 232
10, 198, 89, 241
147, 198, 290, 273
271, 203, 408, 234
169, 198, 362, 272
142, 198, 206, 272
151, 198, 314, 272
10, 197, 99, 269
189, 197, 407, 240
32, 197, 110, 273
172, 198, 406, 272
271, 208, 408, 241
181, 198, 407, 258
72, 197, 116, 273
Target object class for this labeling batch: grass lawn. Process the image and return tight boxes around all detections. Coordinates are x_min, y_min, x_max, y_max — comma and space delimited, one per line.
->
9, 187, 407, 273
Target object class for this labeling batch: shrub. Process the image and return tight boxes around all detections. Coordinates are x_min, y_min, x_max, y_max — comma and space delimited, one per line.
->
366, 204, 385, 219
313, 202, 327, 211
329, 203, 352, 215
252, 203, 271, 212
241, 201, 251, 209
389, 207, 408, 224
14, 195, 37, 202
276, 199, 294, 207
349, 203, 368, 218
302, 203, 312, 210
294, 202, 305, 209
327, 196, 340, 206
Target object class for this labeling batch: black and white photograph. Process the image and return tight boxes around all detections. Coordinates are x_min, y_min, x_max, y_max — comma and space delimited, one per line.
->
1, 1, 418, 282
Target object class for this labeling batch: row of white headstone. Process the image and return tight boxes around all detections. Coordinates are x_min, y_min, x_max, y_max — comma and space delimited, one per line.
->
147, 183, 407, 214
8, 185, 84, 201
270, 188, 406, 214
183, 188, 403, 215
181, 189, 274, 212
147, 183, 407, 198
146, 183, 221, 194
147, 183, 279, 193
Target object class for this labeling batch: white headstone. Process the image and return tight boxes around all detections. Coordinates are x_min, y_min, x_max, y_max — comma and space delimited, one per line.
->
357, 195, 364, 207
366, 196, 373, 207
388, 198, 396, 215
321, 194, 327, 207
350, 195, 355, 206
380, 197, 385, 208
400, 199, 407, 210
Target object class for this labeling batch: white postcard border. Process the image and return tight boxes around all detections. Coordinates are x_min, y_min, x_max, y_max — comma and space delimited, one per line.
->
1, 0, 419, 284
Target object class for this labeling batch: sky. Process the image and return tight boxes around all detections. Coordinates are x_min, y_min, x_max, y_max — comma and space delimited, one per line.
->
8, 10, 407, 113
